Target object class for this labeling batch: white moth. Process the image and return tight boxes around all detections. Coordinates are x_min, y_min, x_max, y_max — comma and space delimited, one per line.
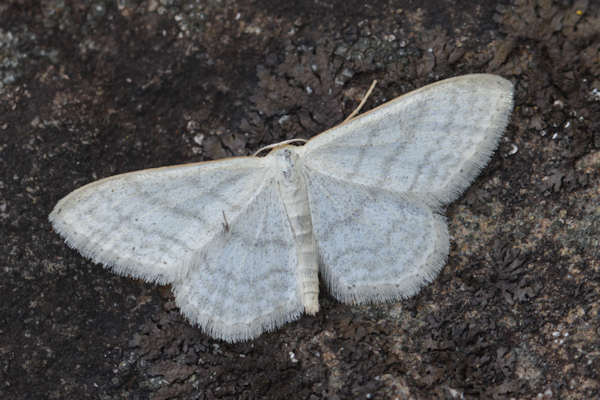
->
49, 74, 514, 342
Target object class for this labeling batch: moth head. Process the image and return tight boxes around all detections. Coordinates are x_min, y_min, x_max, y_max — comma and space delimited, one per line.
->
265, 145, 305, 183
269, 145, 300, 166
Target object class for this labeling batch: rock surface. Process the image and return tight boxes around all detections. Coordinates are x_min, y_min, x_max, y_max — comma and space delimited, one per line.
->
1, 0, 599, 398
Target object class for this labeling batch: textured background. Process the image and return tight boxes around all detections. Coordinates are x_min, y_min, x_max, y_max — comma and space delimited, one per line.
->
1, 0, 599, 398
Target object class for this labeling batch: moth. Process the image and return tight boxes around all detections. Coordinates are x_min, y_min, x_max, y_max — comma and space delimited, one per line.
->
50, 74, 514, 342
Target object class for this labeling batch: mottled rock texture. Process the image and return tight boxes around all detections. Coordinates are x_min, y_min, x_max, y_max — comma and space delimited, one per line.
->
1, 0, 598, 399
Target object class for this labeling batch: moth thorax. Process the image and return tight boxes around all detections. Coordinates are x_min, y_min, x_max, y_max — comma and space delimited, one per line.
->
271, 146, 304, 190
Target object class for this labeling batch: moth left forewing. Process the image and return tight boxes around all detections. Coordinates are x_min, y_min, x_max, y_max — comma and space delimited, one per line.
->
49, 157, 271, 284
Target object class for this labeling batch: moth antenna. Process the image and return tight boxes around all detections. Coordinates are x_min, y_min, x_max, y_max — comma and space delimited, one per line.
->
222, 210, 230, 232
253, 138, 308, 156
343, 80, 378, 123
